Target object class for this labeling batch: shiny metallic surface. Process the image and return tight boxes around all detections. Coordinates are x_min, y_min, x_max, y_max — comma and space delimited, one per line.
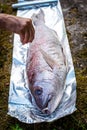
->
8, 0, 76, 123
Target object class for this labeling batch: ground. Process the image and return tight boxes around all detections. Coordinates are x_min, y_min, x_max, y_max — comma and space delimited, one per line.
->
0, 0, 87, 130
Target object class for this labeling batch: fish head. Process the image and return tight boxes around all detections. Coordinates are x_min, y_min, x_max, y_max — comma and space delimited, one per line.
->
30, 82, 53, 114
30, 80, 63, 115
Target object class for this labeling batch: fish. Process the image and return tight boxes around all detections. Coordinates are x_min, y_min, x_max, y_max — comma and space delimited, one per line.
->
26, 9, 67, 114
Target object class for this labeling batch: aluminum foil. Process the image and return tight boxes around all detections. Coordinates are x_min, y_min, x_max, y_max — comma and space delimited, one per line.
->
8, 0, 77, 123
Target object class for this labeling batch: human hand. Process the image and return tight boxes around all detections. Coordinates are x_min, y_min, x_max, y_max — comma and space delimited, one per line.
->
16, 17, 35, 44
0, 14, 35, 44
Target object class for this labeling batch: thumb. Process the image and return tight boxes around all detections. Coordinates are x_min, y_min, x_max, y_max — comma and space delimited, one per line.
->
19, 33, 25, 44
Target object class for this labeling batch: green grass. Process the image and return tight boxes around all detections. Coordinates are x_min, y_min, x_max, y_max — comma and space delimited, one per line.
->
10, 124, 23, 130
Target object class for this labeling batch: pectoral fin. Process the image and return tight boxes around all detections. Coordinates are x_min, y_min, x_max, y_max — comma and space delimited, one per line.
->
40, 49, 59, 69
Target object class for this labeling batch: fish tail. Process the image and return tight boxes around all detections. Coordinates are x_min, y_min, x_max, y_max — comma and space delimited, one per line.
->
32, 9, 45, 25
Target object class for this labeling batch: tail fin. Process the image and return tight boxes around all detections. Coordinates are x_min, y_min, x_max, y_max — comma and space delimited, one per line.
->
32, 9, 45, 25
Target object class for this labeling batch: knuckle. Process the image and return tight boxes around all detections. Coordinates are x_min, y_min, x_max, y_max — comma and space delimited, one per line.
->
26, 19, 32, 24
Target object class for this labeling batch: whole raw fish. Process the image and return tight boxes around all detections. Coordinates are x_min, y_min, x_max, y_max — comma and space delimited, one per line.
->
27, 10, 67, 114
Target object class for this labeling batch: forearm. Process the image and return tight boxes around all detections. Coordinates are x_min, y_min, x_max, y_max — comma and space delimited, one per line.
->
0, 13, 7, 29
0, 13, 20, 32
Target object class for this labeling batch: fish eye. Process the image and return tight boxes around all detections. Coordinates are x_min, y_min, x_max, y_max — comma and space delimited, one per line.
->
34, 89, 42, 96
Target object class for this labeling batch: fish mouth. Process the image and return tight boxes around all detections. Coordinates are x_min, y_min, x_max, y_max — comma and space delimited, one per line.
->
42, 107, 50, 114
41, 93, 53, 114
